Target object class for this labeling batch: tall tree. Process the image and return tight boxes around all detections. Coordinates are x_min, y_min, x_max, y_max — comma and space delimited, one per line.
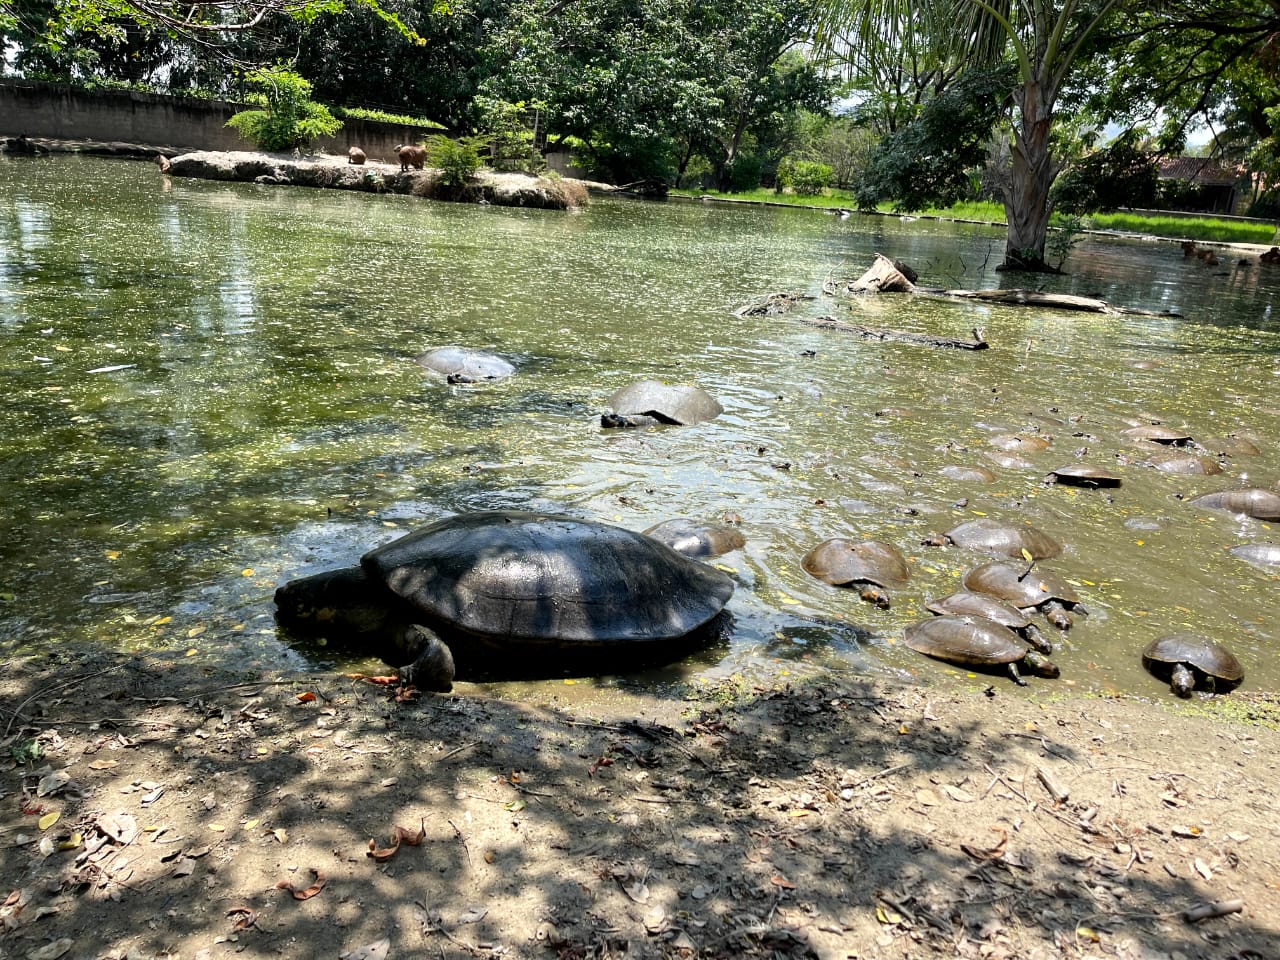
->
815, 0, 1126, 271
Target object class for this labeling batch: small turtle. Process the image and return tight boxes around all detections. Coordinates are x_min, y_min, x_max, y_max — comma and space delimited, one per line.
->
1141, 633, 1244, 697
1198, 434, 1261, 457
1187, 487, 1280, 522
939, 465, 997, 483
1044, 465, 1122, 488
601, 380, 723, 428
962, 561, 1082, 630
925, 591, 1052, 653
802, 539, 909, 608
984, 451, 1037, 471
642, 518, 745, 558
989, 433, 1052, 452
275, 511, 734, 680
904, 616, 1060, 686
921, 518, 1062, 560
1144, 452, 1223, 475
1228, 542, 1280, 569
1121, 424, 1193, 446
416, 347, 515, 383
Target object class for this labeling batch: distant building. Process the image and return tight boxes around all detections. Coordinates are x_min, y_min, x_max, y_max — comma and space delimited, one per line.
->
1156, 157, 1253, 215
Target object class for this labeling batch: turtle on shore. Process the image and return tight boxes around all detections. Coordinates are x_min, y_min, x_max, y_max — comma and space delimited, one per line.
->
1141, 634, 1244, 697
275, 511, 735, 684
904, 616, 1060, 686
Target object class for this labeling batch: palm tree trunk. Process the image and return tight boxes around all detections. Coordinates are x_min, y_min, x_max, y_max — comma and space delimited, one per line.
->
1000, 78, 1058, 272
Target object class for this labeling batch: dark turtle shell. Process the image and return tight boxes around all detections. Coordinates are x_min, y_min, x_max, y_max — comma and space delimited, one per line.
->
926, 591, 1051, 652
962, 562, 1079, 609
606, 380, 722, 426
642, 518, 745, 558
1142, 633, 1244, 696
1145, 452, 1223, 475
801, 539, 909, 589
1188, 488, 1280, 522
362, 511, 734, 645
416, 347, 515, 383
904, 616, 1059, 680
936, 518, 1063, 560
1044, 465, 1122, 488
1229, 542, 1280, 569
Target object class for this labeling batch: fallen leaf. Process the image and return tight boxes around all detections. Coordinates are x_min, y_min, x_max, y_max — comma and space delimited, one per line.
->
457, 906, 488, 924
914, 789, 939, 807
876, 904, 904, 925
1194, 858, 1214, 881
943, 785, 975, 803
770, 875, 796, 889
37, 771, 70, 797
88, 760, 118, 771
622, 880, 650, 903
339, 939, 390, 960
27, 938, 73, 960
271, 828, 288, 844
296, 692, 317, 704
38, 812, 60, 831
227, 907, 258, 931
961, 827, 1009, 861
275, 868, 326, 900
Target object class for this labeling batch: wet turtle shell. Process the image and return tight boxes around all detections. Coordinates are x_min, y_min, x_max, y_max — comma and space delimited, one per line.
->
984, 451, 1037, 471
642, 518, 746, 558
925, 591, 1051, 653
1198, 434, 1261, 457
904, 616, 1059, 685
416, 347, 515, 383
939, 465, 997, 483
989, 433, 1052, 452
1044, 465, 1122, 488
1187, 488, 1280, 522
802, 539, 909, 608
962, 561, 1081, 629
1142, 633, 1244, 697
1144, 452, 1223, 475
602, 380, 722, 428
1228, 542, 1280, 569
277, 511, 734, 675
1121, 424, 1193, 445
926, 518, 1062, 560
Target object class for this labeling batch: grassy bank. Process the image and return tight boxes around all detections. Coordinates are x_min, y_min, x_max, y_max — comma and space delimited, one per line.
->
673, 189, 1279, 245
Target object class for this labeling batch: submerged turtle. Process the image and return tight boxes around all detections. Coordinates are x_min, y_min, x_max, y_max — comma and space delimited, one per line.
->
921, 518, 1062, 560
1044, 465, 1122, 488
642, 518, 745, 558
939, 465, 997, 483
1198, 434, 1261, 457
275, 510, 735, 683
416, 347, 516, 384
989, 433, 1052, 453
904, 616, 1060, 686
1229, 542, 1280, 569
962, 561, 1082, 630
1122, 424, 1193, 446
1144, 452, 1223, 475
1187, 487, 1280, 522
1141, 633, 1244, 697
925, 591, 1052, 653
601, 380, 722, 428
802, 539, 909, 608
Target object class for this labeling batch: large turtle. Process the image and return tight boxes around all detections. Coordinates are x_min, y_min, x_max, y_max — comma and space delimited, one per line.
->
601, 380, 723, 428
925, 591, 1052, 653
921, 518, 1062, 560
1141, 633, 1244, 697
1229, 542, 1280, 569
962, 561, 1082, 630
275, 511, 735, 684
642, 518, 745, 558
1187, 487, 1280, 522
904, 616, 1060, 686
802, 539, 909, 608
416, 347, 516, 384
1043, 465, 1122, 488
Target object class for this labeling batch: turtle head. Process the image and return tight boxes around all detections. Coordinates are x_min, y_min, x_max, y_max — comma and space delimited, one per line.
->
1022, 651, 1060, 679
859, 584, 891, 609
274, 566, 395, 636
1170, 662, 1196, 698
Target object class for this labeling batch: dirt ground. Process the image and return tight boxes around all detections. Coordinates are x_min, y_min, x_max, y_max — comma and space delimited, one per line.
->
2, 650, 1278, 960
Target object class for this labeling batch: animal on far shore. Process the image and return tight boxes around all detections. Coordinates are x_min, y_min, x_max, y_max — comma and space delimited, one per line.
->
1181, 240, 1219, 265
395, 144, 426, 172
155, 154, 171, 173
1261, 246, 1280, 265
347, 146, 366, 165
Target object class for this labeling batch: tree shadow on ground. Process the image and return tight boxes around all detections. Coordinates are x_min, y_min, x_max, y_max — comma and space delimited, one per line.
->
0, 651, 1275, 959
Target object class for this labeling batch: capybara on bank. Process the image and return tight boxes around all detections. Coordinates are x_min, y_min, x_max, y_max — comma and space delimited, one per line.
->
396, 144, 426, 172
348, 146, 367, 165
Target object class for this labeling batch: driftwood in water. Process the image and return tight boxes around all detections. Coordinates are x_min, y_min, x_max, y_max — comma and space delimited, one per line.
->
826, 253, 919, 295
929, 287, 1179, 317
803, 315, 989, 350
733, 291, 816, 317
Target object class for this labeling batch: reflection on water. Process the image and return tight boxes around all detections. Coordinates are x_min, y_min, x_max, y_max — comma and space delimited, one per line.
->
1, 154, 1278, 702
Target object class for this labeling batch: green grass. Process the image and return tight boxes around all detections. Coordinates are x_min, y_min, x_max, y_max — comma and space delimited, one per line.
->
670, 187, 857, 208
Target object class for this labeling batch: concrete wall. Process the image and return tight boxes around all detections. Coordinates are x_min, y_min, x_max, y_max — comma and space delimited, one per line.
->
0, 79, 437, 161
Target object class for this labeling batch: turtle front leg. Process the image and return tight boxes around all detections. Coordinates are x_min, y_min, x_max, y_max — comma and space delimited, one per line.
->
393, 625, 455, 694
1043, 601, 1073, 631
1007, 662, 1028, 686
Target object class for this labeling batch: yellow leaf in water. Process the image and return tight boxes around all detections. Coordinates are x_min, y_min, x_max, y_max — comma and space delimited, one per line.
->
241, 568, 255, 577
104, 550, 121, 560
1135, 540, 1145, 546
154, 616, 171, 626
971, 510, 988, 516
778, 594, 800, 605
563, 679, 577, 685
185, 648, 198, 657
54, 344, 72, 352
38, 811, 60, 831
898, 724, 910, 735
187, 625, 206, 638
1020, 548, 1034, 564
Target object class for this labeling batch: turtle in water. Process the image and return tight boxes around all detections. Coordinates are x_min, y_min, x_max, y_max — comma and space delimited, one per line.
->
601, 380, 723, 428
275, 511, 735, 684
642, 518, 745, 558
1144, 452, 1223, 476
1141, 633, 1244, 697
801, 539, 909, 608
921, 518, 1062, 560
1187, 487, 1280, 522
1229, 542, 1280, 569
1043, 465, 1122, 488
416, 347, 516, 384
925, 591, 1052, 653
1121, 424, 1193, 446
962, 561, 1083, 630
904, 616, 1060, 686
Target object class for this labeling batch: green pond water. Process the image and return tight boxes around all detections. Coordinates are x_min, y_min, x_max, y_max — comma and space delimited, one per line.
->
2, 154, 1278, 700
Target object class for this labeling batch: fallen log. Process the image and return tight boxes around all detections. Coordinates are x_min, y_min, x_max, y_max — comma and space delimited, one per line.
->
925, 287, 1180, 318
826, 253, 919, 295
733, 292, 816, 317
802, 315, 989, 350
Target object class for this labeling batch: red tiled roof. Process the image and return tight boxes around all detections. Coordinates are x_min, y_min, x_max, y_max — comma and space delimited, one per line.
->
1157, 157, 1247, 183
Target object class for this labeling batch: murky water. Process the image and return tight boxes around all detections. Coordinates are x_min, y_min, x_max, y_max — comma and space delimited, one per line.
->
2, 155, 1277, 700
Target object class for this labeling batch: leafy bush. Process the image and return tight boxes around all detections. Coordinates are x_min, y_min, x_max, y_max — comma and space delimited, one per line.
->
332, 106, 441, 129
479, 98, 546, 174
225, 68, 342, 152
789, 160, 833, 195
427, 135, 488, 188
1053, 137, 1159, 214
